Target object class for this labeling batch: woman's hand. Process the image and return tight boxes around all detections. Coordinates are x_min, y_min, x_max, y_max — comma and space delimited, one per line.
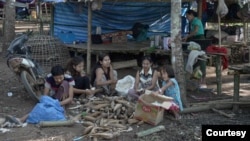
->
84, 89, 92, 95
84, 89, 95, 98
151, 89, 163, 95
157, 89, 163, 95
136, 88, 144, 93
109, 79, 117, 85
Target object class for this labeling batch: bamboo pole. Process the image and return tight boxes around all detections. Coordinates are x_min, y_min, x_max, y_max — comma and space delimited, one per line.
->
181, 104, 232, 114
215, 54, 222, 95
38, 120, 75, 127
136, 125, 166, 137
190, 97, 250, 106
86, 1, 92, 74
218, 15, 221, 47
211, 108, 234, 118
233, 70, 240, 112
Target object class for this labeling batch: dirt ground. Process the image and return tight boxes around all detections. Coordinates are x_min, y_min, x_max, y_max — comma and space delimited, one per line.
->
1, 53, 250, 141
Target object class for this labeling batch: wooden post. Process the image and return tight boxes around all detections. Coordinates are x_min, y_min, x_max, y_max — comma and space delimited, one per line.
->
218, 15, 222, 47
197, 0, 203, 20
86, 1, 92, 75
50, 4, 54, 36
215, 54, 222, 95
233, 70, 240, 112
38, 1, 44, 34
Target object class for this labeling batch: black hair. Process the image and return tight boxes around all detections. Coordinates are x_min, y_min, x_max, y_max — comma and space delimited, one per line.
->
186, 9, 198, 17
90, 53, 111, 86
160, 65, 175, 78
66, 56, 84, 78
51, 65, 65, 76
98, 53, 110, 62
141, 55, 153, 63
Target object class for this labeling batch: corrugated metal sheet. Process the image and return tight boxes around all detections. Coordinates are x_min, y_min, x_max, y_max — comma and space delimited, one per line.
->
54, 2, 188, 43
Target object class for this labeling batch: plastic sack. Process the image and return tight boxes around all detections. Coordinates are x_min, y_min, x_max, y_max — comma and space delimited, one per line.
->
26, 95, 66, 124
192, 67, 203, 79
187, 41, 201, 51
115, 75, 135, 96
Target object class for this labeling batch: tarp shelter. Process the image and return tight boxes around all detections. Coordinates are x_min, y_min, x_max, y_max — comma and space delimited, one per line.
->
48, 1, 192, 74
52, 2, 190, 43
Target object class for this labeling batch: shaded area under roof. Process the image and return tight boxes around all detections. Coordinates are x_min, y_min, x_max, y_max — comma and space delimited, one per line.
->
53, 2, 189, 43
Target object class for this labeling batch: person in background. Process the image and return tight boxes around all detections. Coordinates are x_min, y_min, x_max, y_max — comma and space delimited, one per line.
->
183, 9, 205, 42
6, 65, 75, 124
128, 56, 159, 101
183, 9, 207, 88
65, 56, 101, 98
91, 53, 117, 96
236, 3, 250, 22
153, 65, 183, 119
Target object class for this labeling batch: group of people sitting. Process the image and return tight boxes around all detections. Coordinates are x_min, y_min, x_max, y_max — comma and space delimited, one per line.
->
6, 9, 210, 124
5, 53, 184, 125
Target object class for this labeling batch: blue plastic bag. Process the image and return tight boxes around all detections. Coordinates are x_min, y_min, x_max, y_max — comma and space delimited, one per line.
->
26, 96, 66, 124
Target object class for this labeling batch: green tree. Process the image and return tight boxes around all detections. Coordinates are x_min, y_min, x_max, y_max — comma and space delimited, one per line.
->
171, 0, 188, 107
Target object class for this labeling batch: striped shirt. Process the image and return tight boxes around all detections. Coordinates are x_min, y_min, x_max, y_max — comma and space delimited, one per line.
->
139, 68, 159, 91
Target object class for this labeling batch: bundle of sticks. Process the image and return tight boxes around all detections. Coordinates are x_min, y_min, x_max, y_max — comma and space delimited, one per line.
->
70, 96, 143, 140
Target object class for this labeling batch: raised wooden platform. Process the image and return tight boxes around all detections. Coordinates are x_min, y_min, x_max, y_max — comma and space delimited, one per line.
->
65, 41, 151, 55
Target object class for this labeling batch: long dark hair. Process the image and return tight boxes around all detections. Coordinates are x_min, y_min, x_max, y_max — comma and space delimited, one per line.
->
141, 55, 153, 65
65, 56, 84, 78
159, 65, 175, 78
186, 9, 198, 17
90, 53, 111, 86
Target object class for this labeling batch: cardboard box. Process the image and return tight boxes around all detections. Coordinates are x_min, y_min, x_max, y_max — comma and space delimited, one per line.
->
134, 94, 173, 125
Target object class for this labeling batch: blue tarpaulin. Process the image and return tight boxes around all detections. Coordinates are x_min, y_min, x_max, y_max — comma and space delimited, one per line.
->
53, 2, 188, 43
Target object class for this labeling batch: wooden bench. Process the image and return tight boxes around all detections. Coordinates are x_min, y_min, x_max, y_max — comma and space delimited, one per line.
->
228, 65, 250, 112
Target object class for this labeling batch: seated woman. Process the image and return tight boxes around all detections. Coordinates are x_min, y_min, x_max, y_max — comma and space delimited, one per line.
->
91, 53, 118, 96
128, 56, 159, 101
65, 56, 101, 98
5, 65, 75, 125
183, 9, 205, 42
152, 65, 183, 119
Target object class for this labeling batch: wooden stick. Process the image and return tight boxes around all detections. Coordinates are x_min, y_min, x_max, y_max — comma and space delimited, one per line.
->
218, 14, 221, 47
181, 104, 232, 114
136, 125, 165, 137
38, 120, 74, 127
112, 59, 137, 70
191, 98, 250, 106
194, 101, 250, 105
211, 108, 234, 118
